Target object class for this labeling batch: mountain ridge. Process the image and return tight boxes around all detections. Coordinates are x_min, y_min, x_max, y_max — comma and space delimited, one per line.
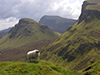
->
0, 0, 100, 74
0, 18, 60, 50
40, 0, 100, 71
39, 15, 76, 33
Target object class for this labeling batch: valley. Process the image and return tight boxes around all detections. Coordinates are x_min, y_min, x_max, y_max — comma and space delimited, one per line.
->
0, 0, 100, 75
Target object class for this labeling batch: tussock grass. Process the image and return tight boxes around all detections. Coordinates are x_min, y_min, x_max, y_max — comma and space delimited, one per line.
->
0, 60, 82, 75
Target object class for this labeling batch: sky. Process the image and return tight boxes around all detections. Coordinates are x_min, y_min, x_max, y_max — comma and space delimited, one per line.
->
0, 0, 85, 31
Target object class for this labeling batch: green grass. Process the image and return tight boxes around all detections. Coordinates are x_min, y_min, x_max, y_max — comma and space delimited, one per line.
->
0, 60, 82, 75
83, 60, 100, 75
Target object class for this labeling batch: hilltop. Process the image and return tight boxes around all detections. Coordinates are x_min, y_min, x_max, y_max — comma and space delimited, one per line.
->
0, 60, 82, 75
39, 15, 76, 33
40, 0, 100, 72
0, 18, 60, 51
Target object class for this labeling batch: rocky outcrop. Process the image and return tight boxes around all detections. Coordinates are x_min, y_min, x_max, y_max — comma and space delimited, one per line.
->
78, 1, 100, 24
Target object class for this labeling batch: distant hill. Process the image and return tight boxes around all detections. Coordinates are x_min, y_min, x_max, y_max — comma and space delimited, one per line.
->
40, 0, 100, 72
0, 27, 12, 38
0, 18, 60, 51
39, 15, 76, 33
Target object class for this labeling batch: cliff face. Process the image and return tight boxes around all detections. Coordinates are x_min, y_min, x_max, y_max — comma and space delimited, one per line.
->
78, 1, 100, 24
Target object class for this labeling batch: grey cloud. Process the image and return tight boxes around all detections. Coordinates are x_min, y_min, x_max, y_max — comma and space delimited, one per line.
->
0, 0, 85, 30
0, 0, 84, 21
0, 0, 21, 18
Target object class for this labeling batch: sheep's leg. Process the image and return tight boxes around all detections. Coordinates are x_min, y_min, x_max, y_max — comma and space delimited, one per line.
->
27, 56, 32, 62
35, 57, 37, 61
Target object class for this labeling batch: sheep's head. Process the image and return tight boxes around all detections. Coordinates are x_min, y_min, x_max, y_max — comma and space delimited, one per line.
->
36, 51, 40, 56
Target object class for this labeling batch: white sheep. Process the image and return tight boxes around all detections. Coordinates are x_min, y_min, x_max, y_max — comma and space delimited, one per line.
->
27, 49, 40, 61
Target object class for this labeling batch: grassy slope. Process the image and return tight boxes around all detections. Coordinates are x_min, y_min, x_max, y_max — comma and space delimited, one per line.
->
0, 18, 61, 50
40, 0, 100, 71
41, 18, 100, 70
83, 60, 100, 75
0, 60, 82, 75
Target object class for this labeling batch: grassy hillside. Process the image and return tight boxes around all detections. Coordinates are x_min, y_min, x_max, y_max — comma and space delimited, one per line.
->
0, 37, 58, 61
0, 18, 60, 50
41, 18, 100, 70
83, 59, 100, 75
0, 60, 82, 75
40, 0, 100, 71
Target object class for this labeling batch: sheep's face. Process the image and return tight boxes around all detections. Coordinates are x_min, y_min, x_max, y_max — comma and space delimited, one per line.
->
36, 51, 40, 56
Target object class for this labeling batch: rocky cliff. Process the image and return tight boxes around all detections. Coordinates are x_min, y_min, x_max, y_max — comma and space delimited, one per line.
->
78, 1, 100, 24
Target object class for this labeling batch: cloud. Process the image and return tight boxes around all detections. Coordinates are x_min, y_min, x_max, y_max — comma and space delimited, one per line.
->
46, 0, 84, 19
0, 17, 18, 31
0, 0, 85, 30
0, 0, 21, 19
